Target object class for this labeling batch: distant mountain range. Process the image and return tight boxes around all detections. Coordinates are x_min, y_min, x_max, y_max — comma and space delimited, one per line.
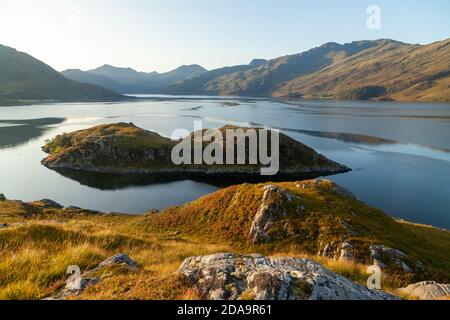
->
166, 39, 449, 102
0, 44, 124, 106
1, 38, 449, 105
62, 64, 207, 94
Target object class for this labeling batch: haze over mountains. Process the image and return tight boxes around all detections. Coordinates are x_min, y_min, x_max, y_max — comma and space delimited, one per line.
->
63, 64, 207, 94
1, 38, 449, 105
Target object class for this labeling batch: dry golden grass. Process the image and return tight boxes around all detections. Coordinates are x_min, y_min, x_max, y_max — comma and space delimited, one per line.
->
1, 179, 449, 300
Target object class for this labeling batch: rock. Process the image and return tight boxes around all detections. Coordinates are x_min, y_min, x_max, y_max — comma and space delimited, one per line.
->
45, 254, 139, 300
32, 199, 64, 209
398, 281, 450, 300
339, 241, 354, 261
95, 254, 139, 270
249, 185, 298, 244
370, 245, 414, 273
178, 253, 399, 300
0, 223, 8, 229
331, 184, 357, 200
66, 206, 82, 210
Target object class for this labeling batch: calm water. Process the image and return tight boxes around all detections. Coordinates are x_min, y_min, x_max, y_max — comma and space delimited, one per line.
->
0, 97, 449, 229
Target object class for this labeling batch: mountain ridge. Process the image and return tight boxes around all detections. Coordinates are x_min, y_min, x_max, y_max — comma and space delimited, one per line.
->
166, 38, 449, 102
0, 44, 125, 106
63, 64, 208, 94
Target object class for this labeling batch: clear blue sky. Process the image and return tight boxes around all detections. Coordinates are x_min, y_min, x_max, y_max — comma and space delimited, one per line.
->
1, 0, 449, 72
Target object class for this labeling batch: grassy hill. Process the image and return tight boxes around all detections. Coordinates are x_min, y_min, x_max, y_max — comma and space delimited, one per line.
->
0, 44, 124, 106
0, 180, 448, 299
274, 39, 450, 102
145, 180, 450, 282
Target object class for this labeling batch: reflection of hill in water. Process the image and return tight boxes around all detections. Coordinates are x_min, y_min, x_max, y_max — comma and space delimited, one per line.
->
52, 168, 334, 191
0, 118, 65, 149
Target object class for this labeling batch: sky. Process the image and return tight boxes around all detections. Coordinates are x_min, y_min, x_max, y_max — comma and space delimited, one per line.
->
0, 0, 449, 73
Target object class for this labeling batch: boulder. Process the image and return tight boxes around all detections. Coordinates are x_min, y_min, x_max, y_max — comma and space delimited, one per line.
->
398, 281, 450, 300
178, 253, 399, 300
45, 254, 139, 300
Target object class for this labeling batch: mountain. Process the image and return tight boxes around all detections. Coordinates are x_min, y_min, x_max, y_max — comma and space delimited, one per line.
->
166, 39, 450, 102
0, 44, 124, 106
163, 63, 257, 95
166, 40, 384, 97
61, 69, 125, 93
63, 64, 207, 94
274, 39, 450, 102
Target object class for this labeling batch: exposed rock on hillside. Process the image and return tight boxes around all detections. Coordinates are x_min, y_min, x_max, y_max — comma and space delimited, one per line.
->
41, 123, 349, 178
397, 281, 450, 300
46, 254, 139, 300
178, 253, 399, 300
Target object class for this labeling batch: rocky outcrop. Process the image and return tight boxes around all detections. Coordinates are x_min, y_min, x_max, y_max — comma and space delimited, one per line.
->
370, 245, 414, 273
46, 254, 139, 300
317, 241, 355, 262
397, 281, 450, 300
178, 253, 399, 300
249, 185, 301, 244
41, 123, 349, 178
31, 199, 64, 209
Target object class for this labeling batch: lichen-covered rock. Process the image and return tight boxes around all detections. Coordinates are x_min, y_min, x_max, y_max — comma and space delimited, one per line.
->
318, 241, 355, 262
45, 254, 139, 300
178, 253, 399, 300
249, 185, 293, 244
398, 281, 450, 300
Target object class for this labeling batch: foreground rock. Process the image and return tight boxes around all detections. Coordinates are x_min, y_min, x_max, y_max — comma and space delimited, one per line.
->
398, 281, 450, 300
41, 123, 349, 178
46, 254, 139, 300
178, 253, 399, 300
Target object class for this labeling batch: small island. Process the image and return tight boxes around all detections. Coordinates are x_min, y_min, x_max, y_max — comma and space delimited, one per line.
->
41, 122, 350, 179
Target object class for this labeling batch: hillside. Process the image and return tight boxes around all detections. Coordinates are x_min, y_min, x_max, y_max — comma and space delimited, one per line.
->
201, 40, 384, 96
274, 39, 450, 102
163, 63, 257, 95
63, 64, 207, 94
166, 39, 450, 102
61, 69, 125, 93
41, 122, 349, 177
145, 180, 450, 282
0, 44, 124, 106
0, 180, 449, 299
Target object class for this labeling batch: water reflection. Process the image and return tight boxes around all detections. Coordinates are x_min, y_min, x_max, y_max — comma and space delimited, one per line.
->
0, 118, 65, 149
